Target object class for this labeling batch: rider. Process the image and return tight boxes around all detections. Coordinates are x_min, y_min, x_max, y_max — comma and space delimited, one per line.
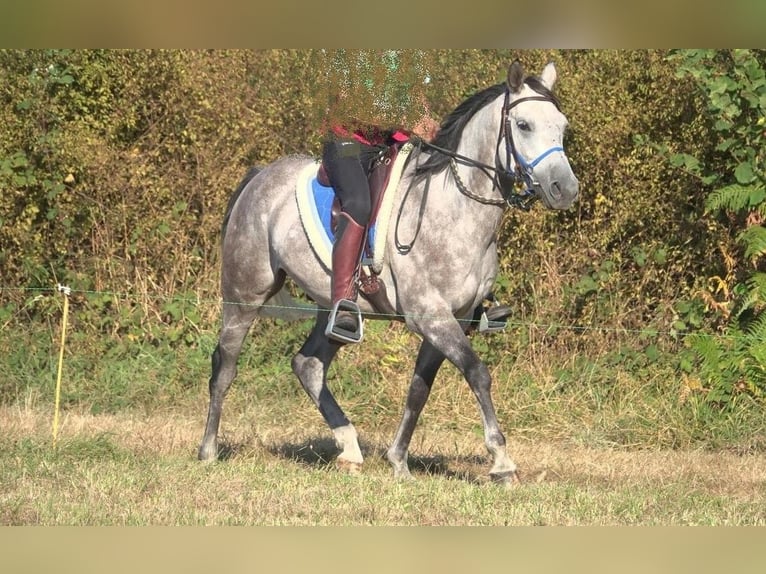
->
322, 91, 439, 343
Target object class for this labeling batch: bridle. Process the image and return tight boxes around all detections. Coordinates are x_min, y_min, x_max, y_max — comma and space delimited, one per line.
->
422, 86, 564, 211
395, 87, 564, 252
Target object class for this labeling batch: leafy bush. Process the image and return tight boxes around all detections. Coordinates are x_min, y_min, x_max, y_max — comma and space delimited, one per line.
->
667, 49, 766, 402
0, 49, 757, 403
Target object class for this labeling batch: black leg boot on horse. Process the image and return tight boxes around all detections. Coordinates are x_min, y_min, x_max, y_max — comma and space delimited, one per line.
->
326, 211, 367, 343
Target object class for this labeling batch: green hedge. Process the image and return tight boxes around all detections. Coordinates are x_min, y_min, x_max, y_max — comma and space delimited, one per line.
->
0, 50, 732, 363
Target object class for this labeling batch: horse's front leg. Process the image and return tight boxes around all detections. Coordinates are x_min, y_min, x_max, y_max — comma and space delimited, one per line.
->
411, 315, 520, 485
386, 339, 446, 479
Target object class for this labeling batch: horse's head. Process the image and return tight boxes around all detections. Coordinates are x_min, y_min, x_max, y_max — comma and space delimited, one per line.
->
503, 60, 579, 210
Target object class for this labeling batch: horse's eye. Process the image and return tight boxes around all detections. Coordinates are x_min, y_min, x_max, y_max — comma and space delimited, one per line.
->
516, 120, 531, 132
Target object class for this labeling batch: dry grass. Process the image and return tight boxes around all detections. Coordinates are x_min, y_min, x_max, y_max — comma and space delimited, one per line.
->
2, 402, 764, 525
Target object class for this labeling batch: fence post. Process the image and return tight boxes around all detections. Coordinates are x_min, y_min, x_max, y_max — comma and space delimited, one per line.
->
52, 284, 71, 448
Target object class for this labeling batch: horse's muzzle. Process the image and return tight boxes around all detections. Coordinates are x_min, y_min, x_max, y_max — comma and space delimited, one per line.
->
540, 172, 579, 210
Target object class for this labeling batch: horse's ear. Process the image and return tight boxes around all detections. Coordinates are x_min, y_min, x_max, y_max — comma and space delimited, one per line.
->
507, 60, 524, 93
540, 61, 558, 90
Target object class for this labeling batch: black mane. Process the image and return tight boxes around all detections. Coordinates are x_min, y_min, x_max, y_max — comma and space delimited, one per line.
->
414, 75, 559, 180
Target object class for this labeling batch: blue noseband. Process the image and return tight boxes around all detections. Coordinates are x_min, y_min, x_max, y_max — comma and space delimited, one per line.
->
518, 145, 564, 170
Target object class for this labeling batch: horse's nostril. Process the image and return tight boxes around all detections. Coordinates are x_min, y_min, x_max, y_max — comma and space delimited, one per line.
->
550, 181, 562, 200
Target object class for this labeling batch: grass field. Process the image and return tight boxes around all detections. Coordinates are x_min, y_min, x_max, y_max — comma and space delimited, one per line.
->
2, 400, 765, 525
2, 317, 765, 525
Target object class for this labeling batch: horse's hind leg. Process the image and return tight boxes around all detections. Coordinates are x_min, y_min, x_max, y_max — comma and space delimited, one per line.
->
198, 301, 261, 461
291, 312, 364, 473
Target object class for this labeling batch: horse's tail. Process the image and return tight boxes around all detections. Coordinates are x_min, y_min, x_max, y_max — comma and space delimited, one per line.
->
222, 165, 261, 239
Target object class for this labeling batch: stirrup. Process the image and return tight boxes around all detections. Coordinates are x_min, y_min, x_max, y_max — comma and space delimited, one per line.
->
325, 299, 364, 344
478, 302, 512, 333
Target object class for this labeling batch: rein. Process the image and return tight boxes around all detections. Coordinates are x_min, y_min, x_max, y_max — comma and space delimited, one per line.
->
422, 88, 563, 211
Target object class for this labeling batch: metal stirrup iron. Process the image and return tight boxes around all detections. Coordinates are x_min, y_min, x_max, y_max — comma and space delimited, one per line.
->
478, 300, 512, 333
325, 299, 364, 344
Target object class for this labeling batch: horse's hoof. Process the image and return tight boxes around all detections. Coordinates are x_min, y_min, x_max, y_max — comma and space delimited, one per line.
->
198, 445, 218, 462
490, 470, 521, 487
336, 458, 363, 476
393, 468, 415, 482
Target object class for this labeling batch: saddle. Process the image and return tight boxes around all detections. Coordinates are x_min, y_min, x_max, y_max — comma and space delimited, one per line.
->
317, 143, 400, 237
317, 143, 406, 317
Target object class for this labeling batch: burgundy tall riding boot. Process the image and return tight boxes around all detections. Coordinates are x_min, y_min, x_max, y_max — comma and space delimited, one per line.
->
327, 212, 366, 342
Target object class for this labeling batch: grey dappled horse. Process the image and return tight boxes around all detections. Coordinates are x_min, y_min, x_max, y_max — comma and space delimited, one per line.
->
199, 60, 579, 485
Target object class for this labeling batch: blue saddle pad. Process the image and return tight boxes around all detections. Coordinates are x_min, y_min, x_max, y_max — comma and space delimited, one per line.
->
306, 169, 377, 253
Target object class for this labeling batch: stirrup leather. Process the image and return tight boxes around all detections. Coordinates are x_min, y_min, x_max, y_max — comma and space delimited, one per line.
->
325, 299, 364, 344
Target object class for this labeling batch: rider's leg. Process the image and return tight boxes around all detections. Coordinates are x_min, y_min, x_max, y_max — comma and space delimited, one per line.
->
330, 211, 366, 333
321, 138, 372, 341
